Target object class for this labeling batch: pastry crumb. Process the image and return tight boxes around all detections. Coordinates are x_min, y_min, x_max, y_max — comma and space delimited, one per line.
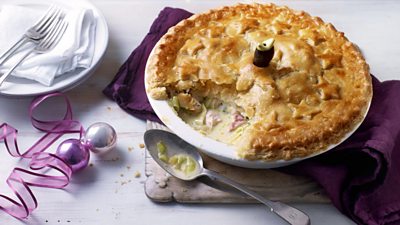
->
139, 143, 145, 148
112, 157, 120, 161
134, 171, 141, 178
128, 147, 134, 152
157, 181, 167, 188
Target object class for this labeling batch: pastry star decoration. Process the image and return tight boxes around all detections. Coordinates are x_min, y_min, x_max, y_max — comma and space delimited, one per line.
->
289, 100, 322, 120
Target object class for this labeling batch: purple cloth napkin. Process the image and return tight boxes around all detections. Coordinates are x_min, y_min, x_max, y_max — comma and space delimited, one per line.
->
104, 7, 400, 225
282, 77, 400, 225
103, 7, 192, 123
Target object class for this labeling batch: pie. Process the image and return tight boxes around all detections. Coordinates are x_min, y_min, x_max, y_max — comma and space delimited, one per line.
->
146, 3, 372, 161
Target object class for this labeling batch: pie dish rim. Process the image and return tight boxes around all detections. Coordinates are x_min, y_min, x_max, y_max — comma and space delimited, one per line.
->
145, 45, 372, 169
144, 3, 372, 168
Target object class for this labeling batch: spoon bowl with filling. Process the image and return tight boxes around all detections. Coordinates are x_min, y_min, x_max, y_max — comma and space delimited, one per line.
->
144, 129, 311, 225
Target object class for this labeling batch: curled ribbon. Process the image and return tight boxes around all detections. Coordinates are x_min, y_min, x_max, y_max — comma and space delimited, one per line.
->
0, 92, 83, 219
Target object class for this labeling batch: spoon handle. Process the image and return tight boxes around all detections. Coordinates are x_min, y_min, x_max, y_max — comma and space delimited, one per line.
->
202, 169, 310, 225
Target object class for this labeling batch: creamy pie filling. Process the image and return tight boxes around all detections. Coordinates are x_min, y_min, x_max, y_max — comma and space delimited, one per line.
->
146, 4, 372, 161
174, 96, 250, 146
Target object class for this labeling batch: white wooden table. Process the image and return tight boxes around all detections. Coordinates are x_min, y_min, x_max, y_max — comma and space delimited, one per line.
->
1, 0, 399, 224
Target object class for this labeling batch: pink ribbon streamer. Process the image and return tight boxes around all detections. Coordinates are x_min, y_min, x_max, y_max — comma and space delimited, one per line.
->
0, 92, 83, 219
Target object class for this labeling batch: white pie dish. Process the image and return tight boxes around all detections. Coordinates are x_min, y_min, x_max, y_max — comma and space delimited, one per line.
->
0, 0, 108, 97
144, 42, 371, 170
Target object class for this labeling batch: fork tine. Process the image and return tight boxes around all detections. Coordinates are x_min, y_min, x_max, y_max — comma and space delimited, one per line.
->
38, 17, 61, 47
32, 5, 56, 29
34, 5, 60, 33
45, 21, 68, 49
40, 18, 67, 50
37, 7, 63, 34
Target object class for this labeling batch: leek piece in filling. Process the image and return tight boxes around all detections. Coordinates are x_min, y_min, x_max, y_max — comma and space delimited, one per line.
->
177, 97, 249, 145
157, 141, 168, 163
156, 140, 198, 176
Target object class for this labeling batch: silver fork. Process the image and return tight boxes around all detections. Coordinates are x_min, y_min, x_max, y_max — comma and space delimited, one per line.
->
0, 5, 64, 66
0, 17, 68, 86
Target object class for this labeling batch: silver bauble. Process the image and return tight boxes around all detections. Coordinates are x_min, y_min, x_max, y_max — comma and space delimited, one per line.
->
84, 122, 117, 154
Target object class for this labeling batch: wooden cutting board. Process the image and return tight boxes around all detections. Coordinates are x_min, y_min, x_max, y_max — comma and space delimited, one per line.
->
144, 121, 329, 203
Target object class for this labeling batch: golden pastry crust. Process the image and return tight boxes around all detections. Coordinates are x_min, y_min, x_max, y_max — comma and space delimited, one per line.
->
146, 3, 372, 161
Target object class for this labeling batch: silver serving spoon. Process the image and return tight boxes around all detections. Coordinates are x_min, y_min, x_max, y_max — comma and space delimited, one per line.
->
144, 129, 310, 225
